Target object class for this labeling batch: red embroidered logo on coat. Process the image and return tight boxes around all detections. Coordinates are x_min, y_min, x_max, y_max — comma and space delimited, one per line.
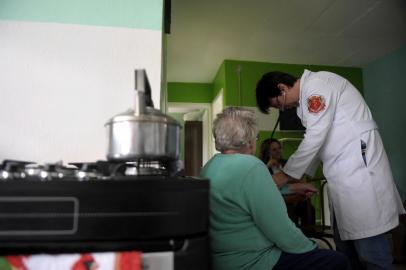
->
307, 95, 326, 113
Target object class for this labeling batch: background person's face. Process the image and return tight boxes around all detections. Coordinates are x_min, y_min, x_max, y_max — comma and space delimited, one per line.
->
269, 142, 282, 160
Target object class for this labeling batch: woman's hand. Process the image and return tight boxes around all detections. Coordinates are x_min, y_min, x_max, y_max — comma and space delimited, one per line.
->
267, 158, 280, 168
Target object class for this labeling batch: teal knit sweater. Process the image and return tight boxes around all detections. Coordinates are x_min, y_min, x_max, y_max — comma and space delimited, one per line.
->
200, 154, 316, 270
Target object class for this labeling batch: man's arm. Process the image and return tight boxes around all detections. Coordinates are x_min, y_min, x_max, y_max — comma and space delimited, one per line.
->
284, 79, 339, 179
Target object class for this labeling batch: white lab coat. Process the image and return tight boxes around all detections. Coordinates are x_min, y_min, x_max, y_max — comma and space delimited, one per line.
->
283, 70, 405, 240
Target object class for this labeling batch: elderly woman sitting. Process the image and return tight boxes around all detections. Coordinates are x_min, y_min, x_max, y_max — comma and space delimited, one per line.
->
200, 107, 350, 270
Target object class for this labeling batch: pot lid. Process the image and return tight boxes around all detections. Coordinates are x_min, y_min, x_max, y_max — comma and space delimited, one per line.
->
105, 107, 181, 126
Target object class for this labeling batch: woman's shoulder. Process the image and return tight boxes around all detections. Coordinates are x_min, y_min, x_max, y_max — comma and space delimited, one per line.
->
229, 153, 263, 166
201, 154, 267, 177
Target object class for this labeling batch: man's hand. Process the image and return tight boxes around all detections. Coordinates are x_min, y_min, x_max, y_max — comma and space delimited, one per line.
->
288, 182, 318, 198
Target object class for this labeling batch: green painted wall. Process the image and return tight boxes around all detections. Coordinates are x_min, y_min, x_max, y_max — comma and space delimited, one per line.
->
223, 59, 363, 107
0, 0, 163, 30
167, 82, 212, 103
363, 46, 406, 201
168, 59, 363, 107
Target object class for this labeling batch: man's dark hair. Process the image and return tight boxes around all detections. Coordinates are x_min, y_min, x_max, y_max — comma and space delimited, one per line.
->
256, 71, 298, 113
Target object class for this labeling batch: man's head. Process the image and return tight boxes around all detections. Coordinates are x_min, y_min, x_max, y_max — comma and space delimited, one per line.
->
256, 71, 300, 113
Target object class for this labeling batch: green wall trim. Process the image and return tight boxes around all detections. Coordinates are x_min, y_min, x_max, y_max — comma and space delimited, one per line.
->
167, 82, 213, 103
0, 0, 163, 30
223, 59, 364, 107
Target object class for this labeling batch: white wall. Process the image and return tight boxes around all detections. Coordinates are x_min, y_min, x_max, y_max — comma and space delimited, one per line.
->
245, 106, 279, 132
0, 20, 162, 163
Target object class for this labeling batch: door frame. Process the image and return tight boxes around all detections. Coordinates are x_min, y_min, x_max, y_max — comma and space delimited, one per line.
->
168, 102, 212, 164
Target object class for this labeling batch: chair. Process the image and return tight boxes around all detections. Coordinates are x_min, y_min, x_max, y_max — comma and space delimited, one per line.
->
278, 138, 335, 248
304, 179, 335, 249
284, 179, 335, 249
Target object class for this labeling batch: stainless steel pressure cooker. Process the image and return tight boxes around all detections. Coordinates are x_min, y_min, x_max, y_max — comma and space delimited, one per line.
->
105, 70, 181, 161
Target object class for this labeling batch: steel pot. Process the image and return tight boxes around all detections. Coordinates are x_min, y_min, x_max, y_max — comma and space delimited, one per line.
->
105, 107, 181, 161
105, 69, 181, 161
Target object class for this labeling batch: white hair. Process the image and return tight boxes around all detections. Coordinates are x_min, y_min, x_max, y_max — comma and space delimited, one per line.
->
213, 107, 258, 152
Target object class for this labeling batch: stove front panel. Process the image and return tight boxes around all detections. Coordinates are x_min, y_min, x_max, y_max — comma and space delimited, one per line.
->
0, 196, 78, 235
0, 178, 209, 245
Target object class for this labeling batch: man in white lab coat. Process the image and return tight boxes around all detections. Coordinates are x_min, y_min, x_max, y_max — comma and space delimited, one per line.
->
255, 70, 405, 270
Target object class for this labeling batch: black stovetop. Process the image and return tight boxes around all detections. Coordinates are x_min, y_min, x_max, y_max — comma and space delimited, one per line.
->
0, 159, 209, 255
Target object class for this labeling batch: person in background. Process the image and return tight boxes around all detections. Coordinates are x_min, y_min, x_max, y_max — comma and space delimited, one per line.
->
256, 69, 405, 270
259, 138, 315, 227
200, 107, 350, 270
259, 138, 286, 174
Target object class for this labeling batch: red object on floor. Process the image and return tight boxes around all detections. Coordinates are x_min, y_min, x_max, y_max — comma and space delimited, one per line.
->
72, 254, 97, 270
118, 251, 142, 270
6, 256, 28, 270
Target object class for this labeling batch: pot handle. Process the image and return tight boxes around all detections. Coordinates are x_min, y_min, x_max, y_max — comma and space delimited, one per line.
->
134, 69, 154, 115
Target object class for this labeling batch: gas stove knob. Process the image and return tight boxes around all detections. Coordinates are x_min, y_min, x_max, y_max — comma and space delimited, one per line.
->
0, 170, 10, 180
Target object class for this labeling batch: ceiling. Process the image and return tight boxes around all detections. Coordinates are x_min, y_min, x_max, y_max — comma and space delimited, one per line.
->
166, 0, 406, 83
